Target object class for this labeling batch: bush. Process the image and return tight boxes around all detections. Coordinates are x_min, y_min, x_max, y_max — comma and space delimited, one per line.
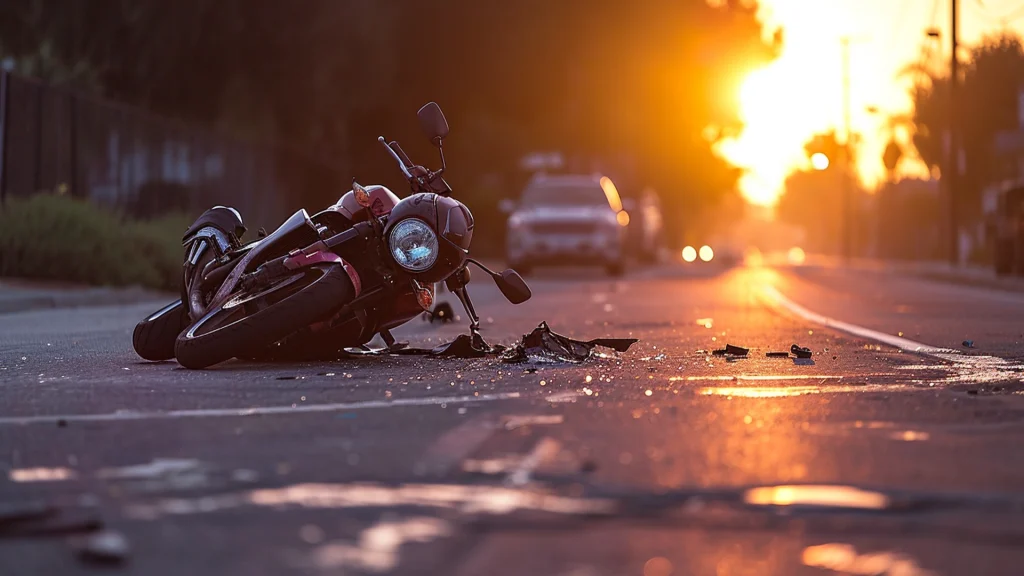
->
0, 193, 192, 291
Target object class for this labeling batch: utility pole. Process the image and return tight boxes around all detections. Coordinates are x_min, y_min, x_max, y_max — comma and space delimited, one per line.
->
948, 0, 960, 266
841, 37, 853, 264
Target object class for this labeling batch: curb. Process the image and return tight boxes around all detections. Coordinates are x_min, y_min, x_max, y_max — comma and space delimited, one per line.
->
0, 283, 174, 315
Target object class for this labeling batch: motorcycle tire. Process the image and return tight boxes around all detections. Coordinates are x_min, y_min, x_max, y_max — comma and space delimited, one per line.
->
133, 300, 191, 361
174, 263, 354, 369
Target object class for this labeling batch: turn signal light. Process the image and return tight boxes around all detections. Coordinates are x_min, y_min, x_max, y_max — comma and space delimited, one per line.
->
413, 281, 434, 310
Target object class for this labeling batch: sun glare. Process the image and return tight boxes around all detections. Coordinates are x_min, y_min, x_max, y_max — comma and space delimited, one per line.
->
715, 51, 839, 206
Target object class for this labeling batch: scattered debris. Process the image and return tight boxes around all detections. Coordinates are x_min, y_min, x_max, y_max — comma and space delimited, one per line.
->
77, 530, 130, 565
962, 340, 975, 348
500, 322, 638, 363
381, 322, 638, 363
791, 345, 813, 359
766, 351, 790, 358
712, 344, 749, 357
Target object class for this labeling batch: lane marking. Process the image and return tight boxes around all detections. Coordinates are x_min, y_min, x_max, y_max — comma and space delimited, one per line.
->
414, 415, 500, 477
762, 284, 1024, 384
0, 392, 522, 426
760, 285, 953, 356
305, 517, 453, 573
505, 437, 562, 487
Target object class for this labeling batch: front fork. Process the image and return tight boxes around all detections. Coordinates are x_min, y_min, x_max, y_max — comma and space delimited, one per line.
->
445, 267, 486, 348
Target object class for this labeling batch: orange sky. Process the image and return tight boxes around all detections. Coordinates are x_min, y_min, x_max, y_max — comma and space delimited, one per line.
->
714, 0, 1024, 206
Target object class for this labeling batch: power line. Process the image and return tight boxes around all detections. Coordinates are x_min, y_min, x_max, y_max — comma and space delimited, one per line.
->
969, 0, 1024, 23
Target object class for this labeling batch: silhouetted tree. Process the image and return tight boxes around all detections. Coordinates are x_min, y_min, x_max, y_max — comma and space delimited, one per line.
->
909, 32, 1024, 224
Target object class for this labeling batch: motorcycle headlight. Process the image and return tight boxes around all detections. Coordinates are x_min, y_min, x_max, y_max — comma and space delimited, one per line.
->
389, 218, 439, 272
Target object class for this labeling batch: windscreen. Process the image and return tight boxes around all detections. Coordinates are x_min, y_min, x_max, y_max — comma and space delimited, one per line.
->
521, 184, 609, 207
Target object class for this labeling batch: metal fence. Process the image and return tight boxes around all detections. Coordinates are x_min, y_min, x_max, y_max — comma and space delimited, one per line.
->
0, 71, 343, 231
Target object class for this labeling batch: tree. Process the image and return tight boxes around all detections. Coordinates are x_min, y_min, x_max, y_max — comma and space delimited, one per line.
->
1, 0, 779, 252
909, 32, 1024, 223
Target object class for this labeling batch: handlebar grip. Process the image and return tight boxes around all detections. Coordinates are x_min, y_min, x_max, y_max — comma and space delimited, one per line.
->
389, 141, 414, 168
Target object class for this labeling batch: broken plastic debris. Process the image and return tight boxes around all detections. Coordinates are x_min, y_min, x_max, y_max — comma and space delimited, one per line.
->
791, 345, 813, 359
499, 322, 638, 363
712, 344, 748, 357
962, 340, 975, 348
386, 321, 638, 363
766, 351, 790, 358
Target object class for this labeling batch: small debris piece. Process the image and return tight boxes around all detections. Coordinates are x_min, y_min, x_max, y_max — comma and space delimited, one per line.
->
967, 389, 979, 396
791, 345, 813, 359
78, 530, 130, 565
766, 351, 790, 358
579, 459, 599, 473
712, 344, 749, 357
962, 340, 975, 348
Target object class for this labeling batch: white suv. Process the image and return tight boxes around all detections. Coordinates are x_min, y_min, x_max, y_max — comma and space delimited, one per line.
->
503, 173, 627, 276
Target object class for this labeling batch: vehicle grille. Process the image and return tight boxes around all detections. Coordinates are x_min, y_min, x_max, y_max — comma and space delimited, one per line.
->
530, 222, 596, 235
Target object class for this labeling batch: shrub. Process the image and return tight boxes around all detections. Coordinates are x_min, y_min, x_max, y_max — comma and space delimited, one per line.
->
0, 193, 191, 291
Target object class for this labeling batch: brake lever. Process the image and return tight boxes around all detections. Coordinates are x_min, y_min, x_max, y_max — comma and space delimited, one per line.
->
378, 136, 413, 179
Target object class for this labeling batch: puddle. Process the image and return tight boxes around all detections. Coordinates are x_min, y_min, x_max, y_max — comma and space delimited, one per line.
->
890, 430, 930, 442
306, 517, 452, 573
899, 352, 1024, 386
697, 384, 904, 398
677, 375, 847, 382
503, 414, 564, 430
125, 482, 615, 520
743, 485, 889, 510
9, 467, 77, 482
802, 543, 939, 575
700, 386, 822, 398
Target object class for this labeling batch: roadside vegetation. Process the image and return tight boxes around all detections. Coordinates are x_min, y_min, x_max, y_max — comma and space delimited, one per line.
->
0, 193, 189, 291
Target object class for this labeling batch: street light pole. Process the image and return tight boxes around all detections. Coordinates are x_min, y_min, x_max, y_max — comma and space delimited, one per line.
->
841, 36, 853, 264
948, 0, 960, 266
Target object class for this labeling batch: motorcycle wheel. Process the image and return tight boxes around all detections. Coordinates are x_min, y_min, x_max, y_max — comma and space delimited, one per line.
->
174, 263, 354, 369
133, 300, 191, 361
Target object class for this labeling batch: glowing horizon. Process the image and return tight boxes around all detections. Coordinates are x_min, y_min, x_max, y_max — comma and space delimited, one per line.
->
714, 0, 1024, 207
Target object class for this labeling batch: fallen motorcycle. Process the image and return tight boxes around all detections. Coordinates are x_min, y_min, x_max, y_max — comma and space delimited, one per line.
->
132, 102, 532, 369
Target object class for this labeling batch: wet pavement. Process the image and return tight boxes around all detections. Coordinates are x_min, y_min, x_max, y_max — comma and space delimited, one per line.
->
2, 262, 1024, 575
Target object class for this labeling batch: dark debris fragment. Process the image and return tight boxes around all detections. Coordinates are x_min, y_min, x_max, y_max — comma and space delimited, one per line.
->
791, 345, 813, 359
712, 344, 749, 357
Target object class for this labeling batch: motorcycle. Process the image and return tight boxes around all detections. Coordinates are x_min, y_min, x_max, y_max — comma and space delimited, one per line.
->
132, 102, 532, 369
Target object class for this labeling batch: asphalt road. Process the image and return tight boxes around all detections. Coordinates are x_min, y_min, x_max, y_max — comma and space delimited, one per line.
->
2, 261, 1024, 575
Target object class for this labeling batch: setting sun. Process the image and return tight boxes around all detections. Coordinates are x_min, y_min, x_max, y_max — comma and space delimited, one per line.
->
709, 0, 1024, 207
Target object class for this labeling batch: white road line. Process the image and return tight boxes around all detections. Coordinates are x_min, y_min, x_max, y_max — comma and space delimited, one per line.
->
505, 437, 561, 486
760, 285, 954, 356
414, 415, 501, 477
0, 392, 522, 426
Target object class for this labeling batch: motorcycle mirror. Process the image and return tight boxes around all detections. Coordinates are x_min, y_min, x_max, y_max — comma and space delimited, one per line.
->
353, 181, 372, 207
417, 102, 449, 144
493, 269, 532, 304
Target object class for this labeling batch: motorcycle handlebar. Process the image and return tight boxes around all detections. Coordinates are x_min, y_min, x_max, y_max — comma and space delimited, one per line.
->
389, 141, 414, 168
378, 136, 413, 179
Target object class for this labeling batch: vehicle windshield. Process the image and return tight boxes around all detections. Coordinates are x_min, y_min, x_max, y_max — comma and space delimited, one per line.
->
521, 184, 610, 208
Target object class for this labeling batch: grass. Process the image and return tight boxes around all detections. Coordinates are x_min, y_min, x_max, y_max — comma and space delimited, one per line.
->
0, 193, 191, 291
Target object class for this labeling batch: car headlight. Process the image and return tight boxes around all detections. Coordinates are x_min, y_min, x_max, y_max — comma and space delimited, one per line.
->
389, 218, 438, 272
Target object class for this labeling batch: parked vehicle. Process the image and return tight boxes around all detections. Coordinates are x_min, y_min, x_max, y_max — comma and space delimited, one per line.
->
501, 173, 628, 276
132, 103, 532, 369
987, 183, 1024, 276
625, 187, 665, 263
